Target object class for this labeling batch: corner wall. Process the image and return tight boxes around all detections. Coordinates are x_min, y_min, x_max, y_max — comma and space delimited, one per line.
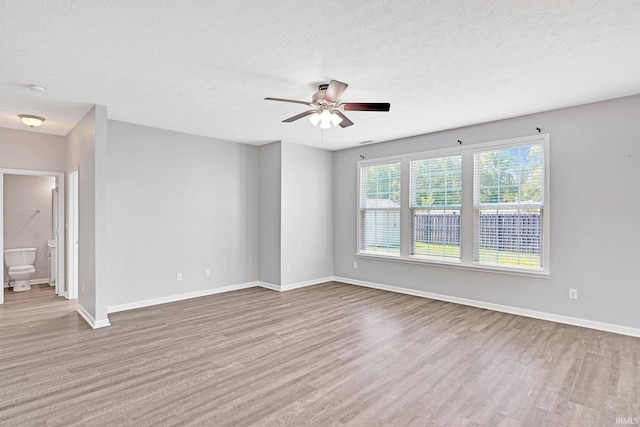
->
66, 105, 110, 328
106, 121, 259, 309
258, 142, 281, 286
281, 142, 333, 287
257, 141, 334, 289
334, 95, 640, 330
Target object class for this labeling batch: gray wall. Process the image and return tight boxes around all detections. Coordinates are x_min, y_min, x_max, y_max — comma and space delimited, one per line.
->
281, 142, 333, 286
334, 95, 640, 329
106, 120, 259, 307
258, 142, 281, 286
66, 105, 109, 325
0, 127, 67, 172
3, 174, 55, 283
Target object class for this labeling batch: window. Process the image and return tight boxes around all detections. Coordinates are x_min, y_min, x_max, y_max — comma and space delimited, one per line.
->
474, 144, 544, 269
410, 155, 462, 261
359, 162, 401, 256
357, 134, 549, 276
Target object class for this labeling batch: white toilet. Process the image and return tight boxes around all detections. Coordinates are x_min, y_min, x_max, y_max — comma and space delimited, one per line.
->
4, 248, 37, 292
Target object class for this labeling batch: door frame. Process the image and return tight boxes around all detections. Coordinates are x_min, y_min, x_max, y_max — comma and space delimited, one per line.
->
0, 168, 66, 304
67, 169, 79, 300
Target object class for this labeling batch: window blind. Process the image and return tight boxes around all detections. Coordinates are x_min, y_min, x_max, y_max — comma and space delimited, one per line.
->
409, 155, 462, 260
359, 162, 401, 255
474, 144, 544, 268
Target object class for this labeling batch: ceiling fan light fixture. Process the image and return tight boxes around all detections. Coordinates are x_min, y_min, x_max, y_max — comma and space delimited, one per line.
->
319, 110, 333, 129
18, 114, 46, 128
309, 110, 339, 129
309, 110, 343, 129
330, 112, 343, 127
308, 112, 321, 127
266, 79, 390, 130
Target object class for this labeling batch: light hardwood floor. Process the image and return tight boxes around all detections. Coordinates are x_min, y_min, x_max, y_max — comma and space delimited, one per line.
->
1, 282, 638, 426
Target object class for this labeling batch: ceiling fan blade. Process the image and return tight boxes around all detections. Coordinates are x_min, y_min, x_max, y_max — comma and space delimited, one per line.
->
324, 80, 348, 102
282, 110, 317, 122
336, 111, 354, 128
264, 97, 311, 106
343, 102, 391, 112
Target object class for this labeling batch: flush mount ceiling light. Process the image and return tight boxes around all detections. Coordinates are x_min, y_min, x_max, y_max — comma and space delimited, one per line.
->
27, 84, 46, 93
18, 114, 46, 128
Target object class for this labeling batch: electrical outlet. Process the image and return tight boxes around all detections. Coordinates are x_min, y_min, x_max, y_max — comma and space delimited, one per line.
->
205, 269, 210, 277
81, 281, 85, 291
286, 265, 291, 273
353, 261, 358, 269
569, 288, 578, 299
176, 273, 183, 281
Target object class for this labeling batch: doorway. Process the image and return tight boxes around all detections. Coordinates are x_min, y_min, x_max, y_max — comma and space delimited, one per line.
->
0, 168, 65, 305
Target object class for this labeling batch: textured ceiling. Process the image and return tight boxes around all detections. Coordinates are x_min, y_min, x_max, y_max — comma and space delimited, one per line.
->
1, 0, 639, 150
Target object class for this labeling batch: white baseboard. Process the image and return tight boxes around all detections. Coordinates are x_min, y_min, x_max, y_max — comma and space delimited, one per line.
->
107, 277, 334, 314
284, 276, 334, 291
77, 305, 111, 329
281, 276, 334, 291
97, 274, 640, 338
258, 276, 335, 292
259, 281, 281, 291
334, 276, 640, 338
107, 281, 258, 313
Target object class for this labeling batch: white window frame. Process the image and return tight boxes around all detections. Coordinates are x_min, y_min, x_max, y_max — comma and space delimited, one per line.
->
408, 154, 463, 263
357, 159, 402, 257
356, 134, 550, 278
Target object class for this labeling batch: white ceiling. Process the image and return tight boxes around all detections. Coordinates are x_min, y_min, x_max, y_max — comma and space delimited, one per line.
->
1, 1, 639, 150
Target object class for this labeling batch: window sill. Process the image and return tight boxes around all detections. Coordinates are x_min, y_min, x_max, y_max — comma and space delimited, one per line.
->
355, 253, 549, 279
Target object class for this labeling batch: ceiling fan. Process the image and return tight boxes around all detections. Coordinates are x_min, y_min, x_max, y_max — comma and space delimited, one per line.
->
265, 80, 390, 129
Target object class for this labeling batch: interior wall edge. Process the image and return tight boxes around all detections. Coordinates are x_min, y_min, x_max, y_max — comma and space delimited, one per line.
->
76, 304, 110, 329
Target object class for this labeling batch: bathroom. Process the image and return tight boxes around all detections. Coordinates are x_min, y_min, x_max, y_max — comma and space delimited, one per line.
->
3, 174, 58, 297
